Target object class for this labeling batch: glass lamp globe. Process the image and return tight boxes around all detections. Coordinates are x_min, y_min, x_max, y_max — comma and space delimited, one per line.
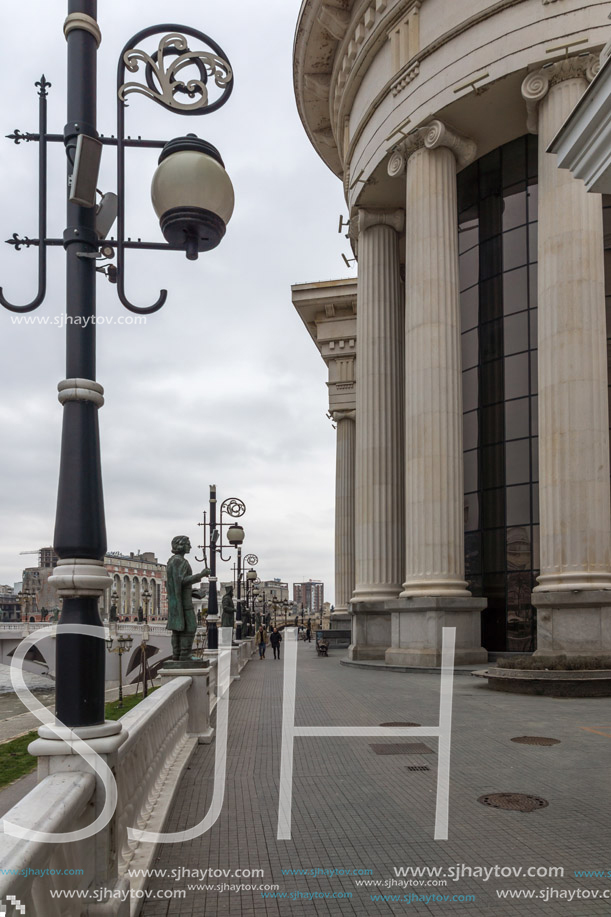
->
227, 524, 245, 546
151, 134, 235, 261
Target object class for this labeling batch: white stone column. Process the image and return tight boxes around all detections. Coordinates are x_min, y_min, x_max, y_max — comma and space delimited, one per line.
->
522, 57, 611, 656
402, 122, 475, 598
349, 209, 404, 660
332, 410, 355, 625
384, 122, 487, 667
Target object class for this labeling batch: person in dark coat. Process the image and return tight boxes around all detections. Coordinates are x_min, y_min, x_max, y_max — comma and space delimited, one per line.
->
270, 627, 283, 660
306, 621, 312, 642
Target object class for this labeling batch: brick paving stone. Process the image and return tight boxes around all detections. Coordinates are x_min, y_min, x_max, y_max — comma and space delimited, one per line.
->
140, 643, 611, 916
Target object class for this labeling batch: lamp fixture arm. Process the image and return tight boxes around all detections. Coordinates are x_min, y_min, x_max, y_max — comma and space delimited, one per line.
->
0, 77, 49, 313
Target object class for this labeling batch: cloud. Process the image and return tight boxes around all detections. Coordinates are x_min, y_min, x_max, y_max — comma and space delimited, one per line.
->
0, 0, 351, 602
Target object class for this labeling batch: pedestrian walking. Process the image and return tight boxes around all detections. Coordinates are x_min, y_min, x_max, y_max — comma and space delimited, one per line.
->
306, 622, 312, 642
270, 627, 282, 660
255, 625, 269, 659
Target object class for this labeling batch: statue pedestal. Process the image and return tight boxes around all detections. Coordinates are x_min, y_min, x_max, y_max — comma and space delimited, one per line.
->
159, 666, 214, 744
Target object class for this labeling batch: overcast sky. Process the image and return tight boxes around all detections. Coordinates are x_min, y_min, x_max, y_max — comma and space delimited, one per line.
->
0, 1, 352, 603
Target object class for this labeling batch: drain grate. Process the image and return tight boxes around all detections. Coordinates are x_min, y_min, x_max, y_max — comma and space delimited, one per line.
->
511, 736, 560, 746
407, 765, 430, 772
478, 793, 548, 812
370, 743, 433, 755
380, 722, 421, 727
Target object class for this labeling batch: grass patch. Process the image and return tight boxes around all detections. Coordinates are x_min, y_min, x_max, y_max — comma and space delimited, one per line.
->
0, 687, 158, 790
497, 655, 611, 671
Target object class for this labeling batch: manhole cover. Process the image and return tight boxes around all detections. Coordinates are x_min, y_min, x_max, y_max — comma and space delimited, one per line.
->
406, 765, 430, 772
478, 793, 548, 812
511, 736, 560, 746
370, 743, 434, 755
380, 722, 421, 727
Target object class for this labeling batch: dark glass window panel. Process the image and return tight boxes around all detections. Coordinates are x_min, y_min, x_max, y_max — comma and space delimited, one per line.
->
531, 438, 539, 483
505, 398, 530, 440
461, 328, 479, 369
479, 148, 501, 199
532, 525, 540, 570
502, 137, 527, 188
527, 182, 538, 222
506, 439, 530, 485
483, 487, 504, 527
503, 227, 528, 271
507, 484, 531, 525
463, 449, 478, 493
480, 236, 503, 280
606, 297, 611, 333
463, 410, 478, 450
464, 492, 479, 531
465, 532, 482, 575
530, 351, 538, 394
459, 247, 479, 291
506, 572, 535, 652
463, 368, 478, 412
481, 360, 504, 406
529, 263, 538, 306
480, 276, 503, 324
504, 312, 529, 355
482, 403, 504, 445
502, 185, 527, 231
531, 395, 538, 435
527, 135, 538, 179
603, 197, 611, 233
504, 353, 530, 400
483, 529, 505, 573
528, 222, 538, 264
503, 267, 528, 315
507, 571, 533, 610
461, 286, 479, 331
532, 483, 539, 523
459, 223, 479, 254
480, 319, 503, 363
458, 166, 479, 213
507, 526, 531, 571
467, 575, 483, 597
530, 309, 538, 349
482, 445, 504, 490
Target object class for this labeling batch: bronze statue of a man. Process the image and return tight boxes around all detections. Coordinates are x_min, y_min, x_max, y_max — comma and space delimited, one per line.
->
166, 535, 209, 664
221, 585, 235, 630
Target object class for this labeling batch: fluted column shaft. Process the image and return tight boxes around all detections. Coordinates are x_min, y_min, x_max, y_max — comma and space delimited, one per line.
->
334, 413, 356, 614
402, 140, 469, 597
353, 213, 404, 601
524, 64, 611, 591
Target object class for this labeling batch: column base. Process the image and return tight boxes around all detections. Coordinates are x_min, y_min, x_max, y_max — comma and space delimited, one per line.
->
385, 596, 488, 668
532, 590, 611, 657
348, 601, 391, 660
329, 609, 351, 630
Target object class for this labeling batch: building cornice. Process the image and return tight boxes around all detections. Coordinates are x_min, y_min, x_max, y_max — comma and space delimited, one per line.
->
548, 49, 611, 192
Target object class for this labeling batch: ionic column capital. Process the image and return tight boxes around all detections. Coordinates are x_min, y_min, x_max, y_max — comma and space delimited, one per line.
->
387, 120, 477, 176
332, 410, 356, 423
358, 208, 405, 235
521, 55, 599, 133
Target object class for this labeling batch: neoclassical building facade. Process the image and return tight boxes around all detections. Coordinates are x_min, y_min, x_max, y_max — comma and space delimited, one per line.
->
293, 0, 611, 664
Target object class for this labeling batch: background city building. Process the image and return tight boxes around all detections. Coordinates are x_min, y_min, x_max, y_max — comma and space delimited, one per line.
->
18, 547, 168, 621
293, 580, 325, 616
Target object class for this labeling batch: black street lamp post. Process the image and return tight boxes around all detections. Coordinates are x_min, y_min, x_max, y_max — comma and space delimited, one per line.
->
197, 488, 246, 650
1, 3, 234, 730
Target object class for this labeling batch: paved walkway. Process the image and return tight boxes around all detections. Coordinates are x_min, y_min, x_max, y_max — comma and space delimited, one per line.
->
141, 643, 611, 917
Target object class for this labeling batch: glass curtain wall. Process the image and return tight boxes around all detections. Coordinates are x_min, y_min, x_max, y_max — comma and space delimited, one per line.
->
458, 135, 539, 652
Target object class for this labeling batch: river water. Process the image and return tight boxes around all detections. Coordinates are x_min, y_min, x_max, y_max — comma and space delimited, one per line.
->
0, 663, 55, 721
